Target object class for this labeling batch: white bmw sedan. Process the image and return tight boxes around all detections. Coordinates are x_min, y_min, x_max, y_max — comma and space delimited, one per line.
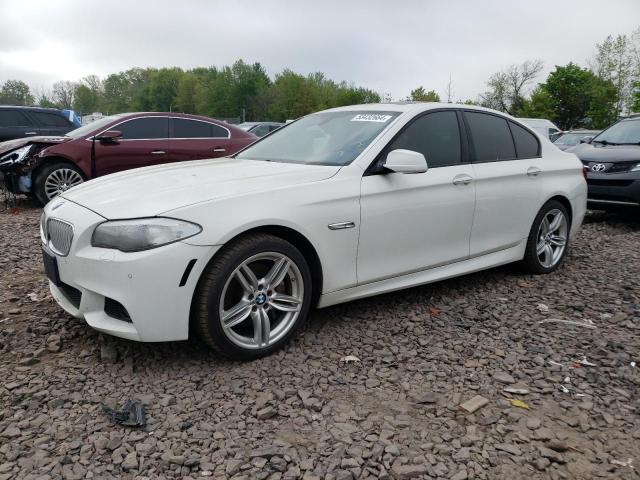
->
41, 103, 587, 359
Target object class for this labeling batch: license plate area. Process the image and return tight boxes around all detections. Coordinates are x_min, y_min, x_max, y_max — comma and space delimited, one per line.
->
42, 248, 61, 286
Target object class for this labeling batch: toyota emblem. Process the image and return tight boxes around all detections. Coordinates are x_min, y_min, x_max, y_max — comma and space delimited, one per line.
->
591, 163, 606, 172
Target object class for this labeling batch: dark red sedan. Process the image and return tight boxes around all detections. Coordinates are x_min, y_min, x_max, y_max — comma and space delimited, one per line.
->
0, 112, 256, 204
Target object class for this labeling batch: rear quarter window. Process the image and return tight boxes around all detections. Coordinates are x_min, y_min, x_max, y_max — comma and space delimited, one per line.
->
30, 111, 71, 128
0, 109, 33, 127
509, 121, 540, 158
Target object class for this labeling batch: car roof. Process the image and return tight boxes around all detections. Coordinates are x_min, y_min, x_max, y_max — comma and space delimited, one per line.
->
322, 102, 512, 116
0, 105, 65, 114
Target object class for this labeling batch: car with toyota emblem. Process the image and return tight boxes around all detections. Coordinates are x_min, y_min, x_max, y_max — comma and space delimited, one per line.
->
569, 116, 640, 210
40, 103, 587, 359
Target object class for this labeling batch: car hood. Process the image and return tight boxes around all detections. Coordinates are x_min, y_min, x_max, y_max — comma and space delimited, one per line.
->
570, 143, 640, 162
61, 158, 341, 218
0, 136, 70, 156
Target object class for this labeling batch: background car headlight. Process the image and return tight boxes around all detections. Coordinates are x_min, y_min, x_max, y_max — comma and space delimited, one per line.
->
0, 145, 33, 167
92, 217, 202, 252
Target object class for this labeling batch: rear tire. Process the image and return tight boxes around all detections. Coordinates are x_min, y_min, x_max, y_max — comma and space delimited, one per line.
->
521, 200, 570, 274
193, 233, 313, 360
34, 162, 85, 205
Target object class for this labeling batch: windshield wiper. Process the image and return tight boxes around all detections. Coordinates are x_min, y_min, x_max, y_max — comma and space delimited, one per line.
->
614, 142, 640, 145
592, 140, 619, 146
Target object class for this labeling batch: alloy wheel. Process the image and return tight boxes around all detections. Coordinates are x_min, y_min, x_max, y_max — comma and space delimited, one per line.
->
44, 168, 84, 200
536, 208, 568, 268
219, 252, 304, 350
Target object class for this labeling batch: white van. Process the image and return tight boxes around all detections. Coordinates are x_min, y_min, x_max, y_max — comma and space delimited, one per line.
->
517, 118, 562, 141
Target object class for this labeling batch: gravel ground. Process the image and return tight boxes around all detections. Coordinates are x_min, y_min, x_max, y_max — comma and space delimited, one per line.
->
0, 197, 639, 480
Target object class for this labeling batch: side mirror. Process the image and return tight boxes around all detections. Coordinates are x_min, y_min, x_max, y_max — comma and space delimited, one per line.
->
95, 130, 122, 142
579, 135, 594, 144
383, 149, 428, 174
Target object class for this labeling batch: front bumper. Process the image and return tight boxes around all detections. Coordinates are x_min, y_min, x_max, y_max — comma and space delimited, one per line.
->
586, 172, 640, 207
43, 199, 218, 342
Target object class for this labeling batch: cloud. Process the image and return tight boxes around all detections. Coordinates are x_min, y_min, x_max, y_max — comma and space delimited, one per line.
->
1, 0, 639, 100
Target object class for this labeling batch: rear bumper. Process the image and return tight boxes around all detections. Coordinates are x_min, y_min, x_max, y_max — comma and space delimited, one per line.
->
586, 173, 640, 207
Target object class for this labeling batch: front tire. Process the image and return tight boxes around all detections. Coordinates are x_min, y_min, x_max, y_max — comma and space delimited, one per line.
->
522, 200, 570, 274
34, 162, 85, 205
193, 233, 313, 360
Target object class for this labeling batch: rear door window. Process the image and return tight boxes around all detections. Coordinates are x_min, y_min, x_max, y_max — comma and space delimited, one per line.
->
117, 117, 168, 139
386, 110, 462, 167
465, 112, 516, 162
0, 109, 33, 127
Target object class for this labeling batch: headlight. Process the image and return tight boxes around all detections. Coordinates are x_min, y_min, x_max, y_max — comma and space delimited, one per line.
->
632, 163, 640, 172
0, 145, 34, 167
92, 217, 202, 252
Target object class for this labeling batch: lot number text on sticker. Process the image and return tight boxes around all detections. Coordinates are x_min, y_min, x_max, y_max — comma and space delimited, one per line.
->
351, 114, 393, 123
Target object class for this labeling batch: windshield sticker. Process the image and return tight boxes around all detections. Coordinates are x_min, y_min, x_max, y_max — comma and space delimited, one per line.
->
351, 114, 393, 123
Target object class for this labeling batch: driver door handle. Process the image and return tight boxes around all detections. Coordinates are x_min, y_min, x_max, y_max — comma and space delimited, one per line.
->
452, 174, 473, 186
25, 131, 37, 135
151, 150, 166, 155
213, 147, 226, 153
527, 166, 542, 177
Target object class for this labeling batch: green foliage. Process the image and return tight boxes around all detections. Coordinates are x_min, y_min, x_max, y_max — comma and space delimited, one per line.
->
516, 85, 554, 118
543, 63, 617, 129
632, 81, 640, 112
0, 80, 34, 105
409, 87, 440, 102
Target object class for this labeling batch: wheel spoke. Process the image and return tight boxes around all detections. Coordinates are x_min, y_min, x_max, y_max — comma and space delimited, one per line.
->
222, 300, 252, 328
235, 264, 258, 294
543, 244, 554, 267
251, 308, 271, 347
269, 293, 302, 312
541, 217, 550, 235
536, 239, 546, 255
264, 257, 290, 290
548, 213, 562, 233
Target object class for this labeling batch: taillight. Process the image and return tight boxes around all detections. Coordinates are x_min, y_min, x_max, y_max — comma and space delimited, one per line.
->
582, 166, 588, 180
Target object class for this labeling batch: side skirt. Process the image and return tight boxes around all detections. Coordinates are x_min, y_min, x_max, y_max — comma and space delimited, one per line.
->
317, 241, 526, 308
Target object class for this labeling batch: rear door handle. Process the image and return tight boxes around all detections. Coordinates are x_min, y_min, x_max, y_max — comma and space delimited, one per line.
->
151, 150, 166, 155
452, 174, 473, 186
25, 131, 37, 135
527, 167, 542, 177
213, 147, 226, 153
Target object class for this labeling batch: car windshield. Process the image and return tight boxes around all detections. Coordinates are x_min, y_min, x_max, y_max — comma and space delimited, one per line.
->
554, 133, 588, 146
64, 115, 123, 139
235, 111, 401, 166
592, 120, 640, 145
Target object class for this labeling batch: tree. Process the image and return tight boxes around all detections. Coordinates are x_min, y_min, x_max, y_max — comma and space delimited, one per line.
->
480, 60, 543, 115
590, 34, 636, 116
52, 81, 76, 109
0, 80, 34, 105
174, 74, 199, 113
632, 81, 640, 112
543, 63, 616, 129
408, 86, 440, 102
517, 85, 554, 119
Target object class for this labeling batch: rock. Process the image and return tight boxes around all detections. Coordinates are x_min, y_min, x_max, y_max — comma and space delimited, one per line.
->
538, 447, 565, 464
451, 470, 468, 480
526, 417, 541, 430
18, 356, 39, 366
410, 392, 438, 404
100, 343, 118, 364
121, 452, 137, 470
46, 334, 62, 352
390, 463, 427, 479
459, 395, 489, 413
257, 406, 277, 420
545, 440, 568, 452
495, 444, 522, 456
493, 371, 516, 384
1, 427, 20, 438
534, 457, 551, 471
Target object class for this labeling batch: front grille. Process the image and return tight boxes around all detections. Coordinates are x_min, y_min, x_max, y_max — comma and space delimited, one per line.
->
608, 163, 635, 173
59, 282, 82, 309
104, 298, 132, 323
47, 218, 74, 256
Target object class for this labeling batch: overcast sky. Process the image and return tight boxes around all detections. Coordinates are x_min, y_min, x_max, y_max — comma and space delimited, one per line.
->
1, 0, 639, 102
